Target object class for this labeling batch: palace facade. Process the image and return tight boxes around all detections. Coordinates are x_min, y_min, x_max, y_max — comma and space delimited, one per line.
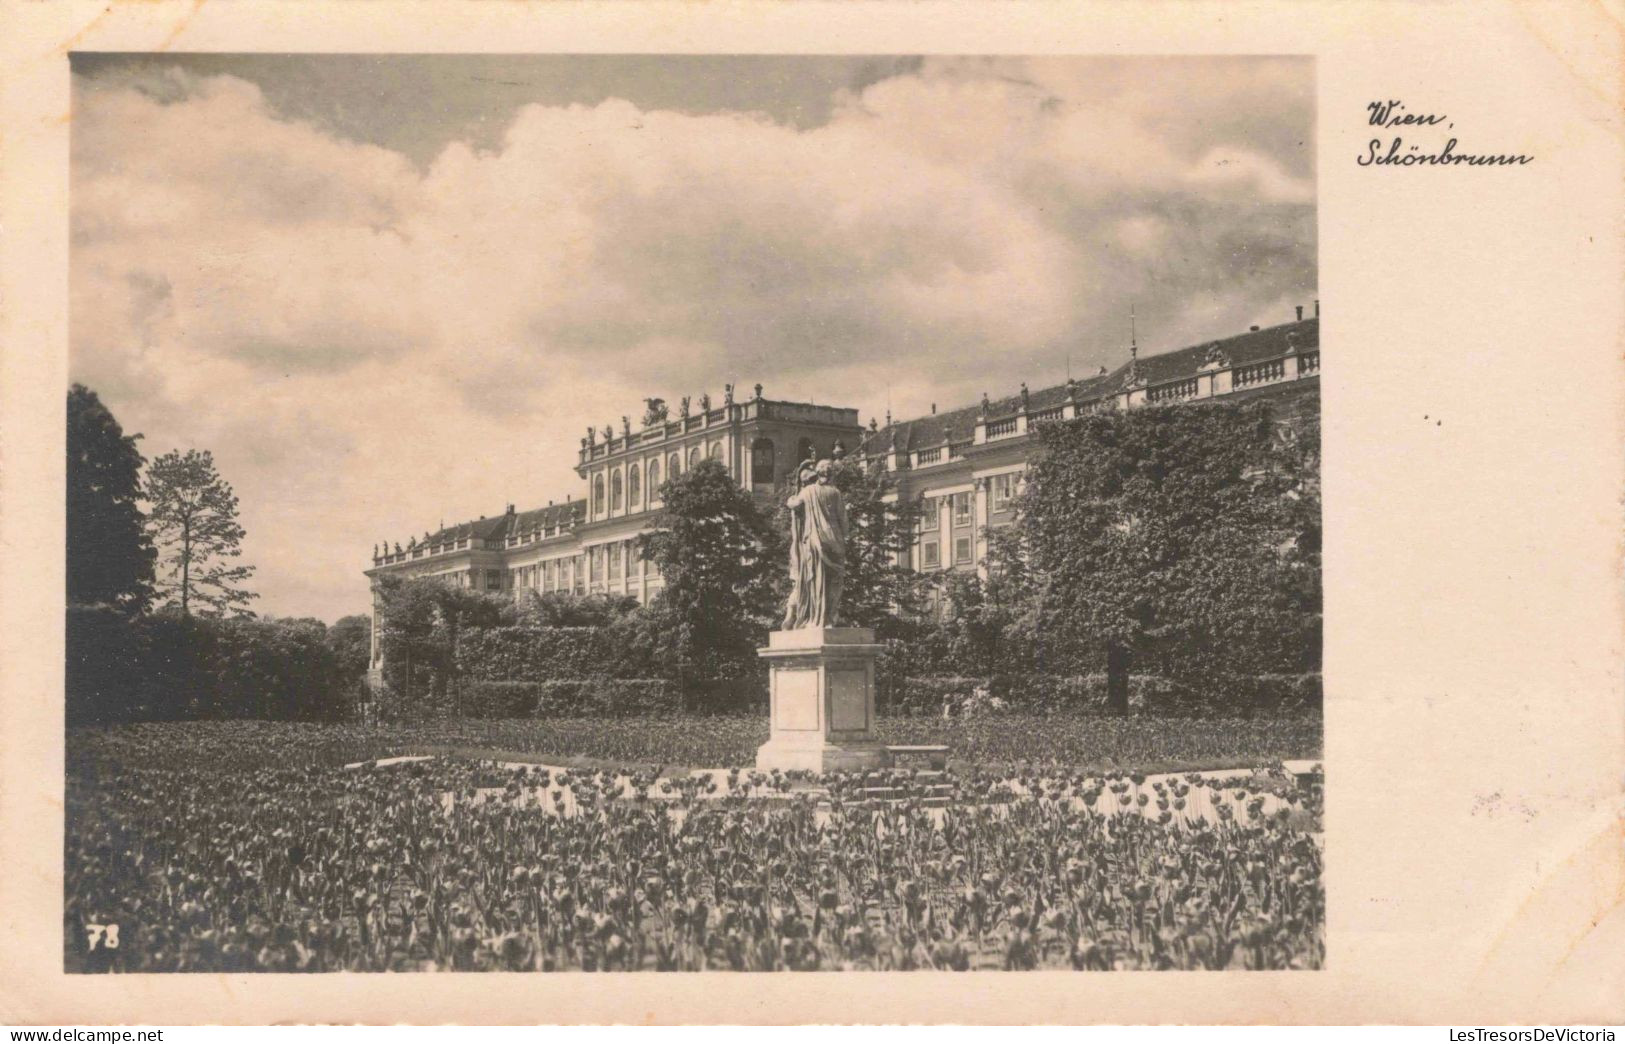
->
365, 306, 1321, 672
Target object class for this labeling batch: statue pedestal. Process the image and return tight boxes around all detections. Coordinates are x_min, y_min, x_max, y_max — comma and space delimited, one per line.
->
755, 627, 890, 773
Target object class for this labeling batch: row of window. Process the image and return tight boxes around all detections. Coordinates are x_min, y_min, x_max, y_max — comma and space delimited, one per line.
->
591, 442, 732, 517
502, 540, 648, 594
919, 535, 975, 570
915, 473, 1022, 570
590, 433, 840, 516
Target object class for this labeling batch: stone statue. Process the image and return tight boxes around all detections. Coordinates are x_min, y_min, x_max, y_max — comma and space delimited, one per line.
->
680, 396, 691, 419
782, 458, 847, 630
699, 391, 711, 412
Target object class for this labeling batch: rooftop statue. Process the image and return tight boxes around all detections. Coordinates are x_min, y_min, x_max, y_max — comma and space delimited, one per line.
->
782, 458, 847, 630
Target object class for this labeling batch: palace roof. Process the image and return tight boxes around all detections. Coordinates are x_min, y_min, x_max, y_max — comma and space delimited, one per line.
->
412, 498, 586, 548
865, 315, 1318, 454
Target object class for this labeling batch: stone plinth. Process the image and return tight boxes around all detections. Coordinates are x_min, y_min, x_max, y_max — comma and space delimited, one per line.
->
755, 627, 889, 773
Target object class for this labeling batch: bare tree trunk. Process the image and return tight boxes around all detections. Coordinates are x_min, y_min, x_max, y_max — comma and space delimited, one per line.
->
180, 519, 191, 616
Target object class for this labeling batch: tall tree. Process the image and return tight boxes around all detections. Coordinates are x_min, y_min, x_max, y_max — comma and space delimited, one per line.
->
66, 384, 155, 612
1016, 401, 1320, 713
326, 614, 374, 683
640, 459, 780, 687
145, 449, 258, 617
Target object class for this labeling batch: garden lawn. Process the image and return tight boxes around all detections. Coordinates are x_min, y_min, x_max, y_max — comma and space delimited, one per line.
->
70, 715, 1320, 777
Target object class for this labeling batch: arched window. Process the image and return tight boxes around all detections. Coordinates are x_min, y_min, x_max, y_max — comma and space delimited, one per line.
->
687, 446, 700, 469
668, 452, 681, 479
592, 474, 605, 515
611, 470, 624, 511
628, 463, 641, 506
647, 458, 660, 498
796, 437, 815, 467
751, 437, 776, 485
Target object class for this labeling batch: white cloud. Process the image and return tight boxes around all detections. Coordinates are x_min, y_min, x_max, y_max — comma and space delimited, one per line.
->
71, 58, 1315, 621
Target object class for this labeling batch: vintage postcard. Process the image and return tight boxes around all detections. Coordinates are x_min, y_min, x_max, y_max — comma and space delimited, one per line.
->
1, 0, 1620, 1027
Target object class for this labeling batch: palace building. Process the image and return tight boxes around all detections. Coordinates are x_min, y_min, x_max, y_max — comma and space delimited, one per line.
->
365, 305, 1321, 672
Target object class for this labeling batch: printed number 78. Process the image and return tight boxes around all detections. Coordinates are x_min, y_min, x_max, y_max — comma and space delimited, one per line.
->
85, 923, 120, 950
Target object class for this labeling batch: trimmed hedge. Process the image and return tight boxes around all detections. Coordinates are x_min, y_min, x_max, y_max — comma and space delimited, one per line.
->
66, 606, 357, 725
444, 625, 1319, 721
461, 678, 679, 718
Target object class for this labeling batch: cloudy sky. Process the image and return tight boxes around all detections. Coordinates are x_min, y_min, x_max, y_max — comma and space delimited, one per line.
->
70, 54, 1316, 622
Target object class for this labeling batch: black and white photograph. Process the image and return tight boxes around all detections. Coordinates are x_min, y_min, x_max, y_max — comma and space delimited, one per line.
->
60, 53, 1325, 975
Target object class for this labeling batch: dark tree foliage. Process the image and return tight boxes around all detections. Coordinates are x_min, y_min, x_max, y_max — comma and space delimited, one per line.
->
66, 385, 155, 613
326, 614, 373, 683
639, 459, 781, 687
926, 569, 1037, 680
514, 591, 639, 628
1015, 401, 1321, 712
208, 616, 342, 720
65, 605, 150, 724
146, 449, 257, 617
374, 575, 511, 714
66, 608, 355, 724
